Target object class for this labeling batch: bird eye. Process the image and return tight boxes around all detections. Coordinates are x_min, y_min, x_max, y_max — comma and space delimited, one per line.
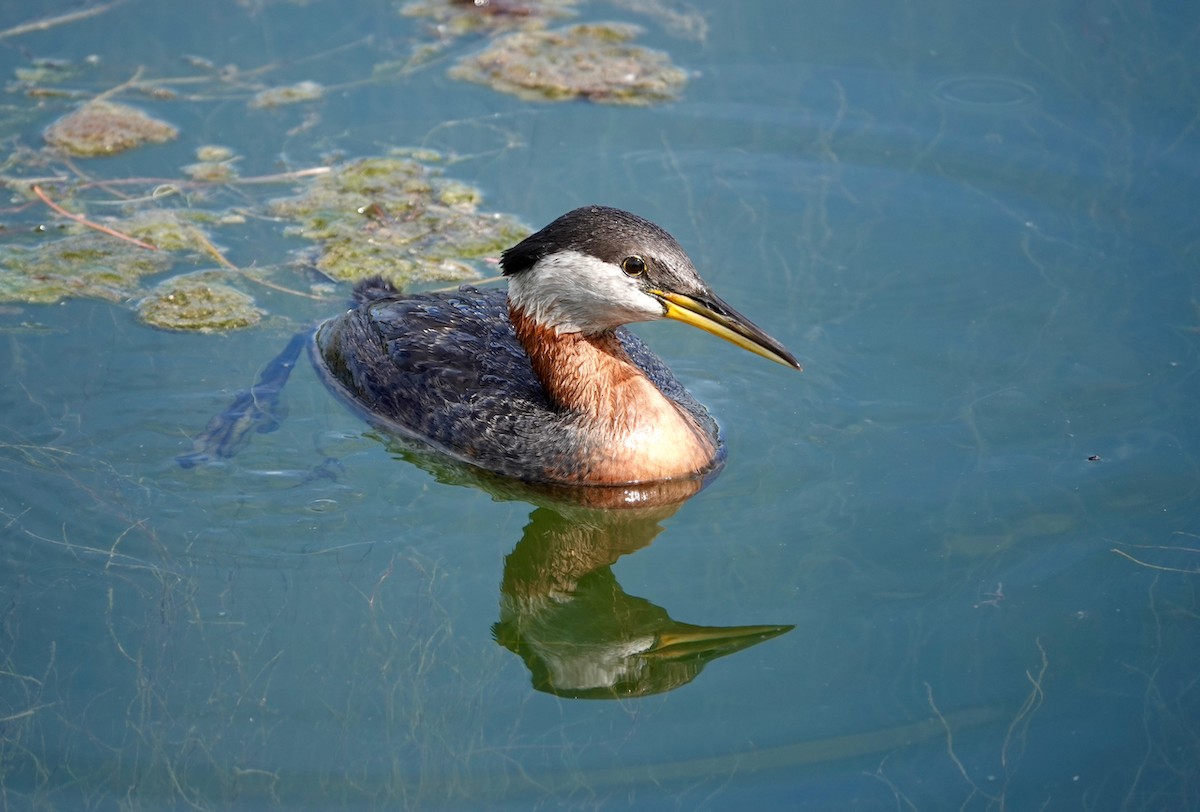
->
621, 256, 646, 277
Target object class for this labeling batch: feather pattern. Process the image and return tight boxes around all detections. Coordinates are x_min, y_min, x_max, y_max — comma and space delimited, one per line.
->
314, 284, 721, 485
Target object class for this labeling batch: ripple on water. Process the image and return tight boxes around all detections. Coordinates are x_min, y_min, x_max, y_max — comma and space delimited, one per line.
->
931, 75, 1039, 108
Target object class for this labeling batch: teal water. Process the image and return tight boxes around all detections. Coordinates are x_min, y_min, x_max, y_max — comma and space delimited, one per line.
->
2, 1, 1199, 809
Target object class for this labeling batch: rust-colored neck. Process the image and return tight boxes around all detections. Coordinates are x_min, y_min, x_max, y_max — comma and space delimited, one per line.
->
509, 304, 717, 483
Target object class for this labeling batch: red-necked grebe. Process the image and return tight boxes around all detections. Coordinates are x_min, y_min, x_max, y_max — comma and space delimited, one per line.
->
314, 205, 800, 486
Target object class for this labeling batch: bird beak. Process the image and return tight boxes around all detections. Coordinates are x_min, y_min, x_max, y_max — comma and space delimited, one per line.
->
649, 289, 802, 371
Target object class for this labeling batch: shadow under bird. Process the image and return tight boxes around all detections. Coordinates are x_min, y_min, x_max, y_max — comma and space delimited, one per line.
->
314, 205, 801, 490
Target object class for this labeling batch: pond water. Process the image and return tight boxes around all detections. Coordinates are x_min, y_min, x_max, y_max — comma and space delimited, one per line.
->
2, 1, 1198, 809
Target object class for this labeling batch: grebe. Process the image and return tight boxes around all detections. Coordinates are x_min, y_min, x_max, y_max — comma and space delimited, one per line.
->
314, 205, 800, 486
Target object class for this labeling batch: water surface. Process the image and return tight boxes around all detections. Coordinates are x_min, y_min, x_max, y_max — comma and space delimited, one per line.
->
2, 1, 1198, 809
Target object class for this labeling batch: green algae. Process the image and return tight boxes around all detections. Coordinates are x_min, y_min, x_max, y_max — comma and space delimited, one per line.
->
114, 208, 221, 253
0, 209, 224, 309
0, 40, 549, 331
195, 145, 236, 162
269, 155, 527, 286
13, 58, 78, 85
182, 160, 240, 182
43, 100, 179, 157
449, 23, 688, 105
249, 80, 325, 109
182, 145, 240, 182
0, 149, 526, 326
137, 273, 264, 332
0, 232, 174, 304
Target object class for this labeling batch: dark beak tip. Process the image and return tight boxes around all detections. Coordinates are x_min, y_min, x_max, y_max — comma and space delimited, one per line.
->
775, 350, 803, 372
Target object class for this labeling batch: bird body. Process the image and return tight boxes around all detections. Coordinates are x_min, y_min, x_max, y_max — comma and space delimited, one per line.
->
314, 206, 799, 487
316, 283, 722, 484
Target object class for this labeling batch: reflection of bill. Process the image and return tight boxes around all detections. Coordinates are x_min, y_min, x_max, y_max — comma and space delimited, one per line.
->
494, 505, 792, 700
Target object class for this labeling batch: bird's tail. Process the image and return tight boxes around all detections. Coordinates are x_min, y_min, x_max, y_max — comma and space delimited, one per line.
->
352, 276, 400, 304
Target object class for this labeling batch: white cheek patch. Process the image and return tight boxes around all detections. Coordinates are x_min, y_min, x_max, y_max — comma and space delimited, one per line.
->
508, 250, 665, 333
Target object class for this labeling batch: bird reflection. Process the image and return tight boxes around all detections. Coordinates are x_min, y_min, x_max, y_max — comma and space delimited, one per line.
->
368, 438, 791, 698
494, 504, 792, 699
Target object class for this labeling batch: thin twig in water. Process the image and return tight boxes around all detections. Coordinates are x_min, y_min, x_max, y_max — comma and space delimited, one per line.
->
88, 185, 182, 206
187, 228, 330, 300
0, 704, 55, 724
106, 586, 137, 665
62, 154, 135, 201
234, 166, 333, 184
864, 754, 920, 812
1112, 547, 1199, 575
69, 166, 331, 192
185, 226, 238, 270
1122, 540, 1200, 552
0, 0, 126, 40
1001, 638, 1048, 769
105, 520, 147, 573
31, 184, 157, 250
239, 265, 335, 301
925, 682, 999, 805
180, 215, 334, 301
368, 553, 398, 612
92, 66, 146, 105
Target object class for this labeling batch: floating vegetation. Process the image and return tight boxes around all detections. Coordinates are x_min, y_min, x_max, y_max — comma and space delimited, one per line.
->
116, 207, 222, 253
43, 100, 178, 157
0, 204, 226, 306
182, 160, 239, 182
12, 57, 78, 85
401, 0, 579, 36
249, 80, 325, 108
8, 58, 90, 100
4, 43, 537, 325
182, 144, 240, 182
0, 232, 173, 304
137, 272, 263, 332
449, 23, 688, 104
195, 145, 236, 162
29, 182, 157, 250
1, 148, 524, 325
269, 154, 527, 287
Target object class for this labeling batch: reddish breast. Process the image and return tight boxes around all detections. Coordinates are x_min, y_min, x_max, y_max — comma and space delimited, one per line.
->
509, 306, 718, 483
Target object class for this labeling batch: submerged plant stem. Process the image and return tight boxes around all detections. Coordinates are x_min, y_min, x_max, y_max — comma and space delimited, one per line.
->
31, 183, 158, 251
0, 0, 126, 40
925, 682, 1000, 805
1112, 547, 1199, 574
68, 166, 331, 193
